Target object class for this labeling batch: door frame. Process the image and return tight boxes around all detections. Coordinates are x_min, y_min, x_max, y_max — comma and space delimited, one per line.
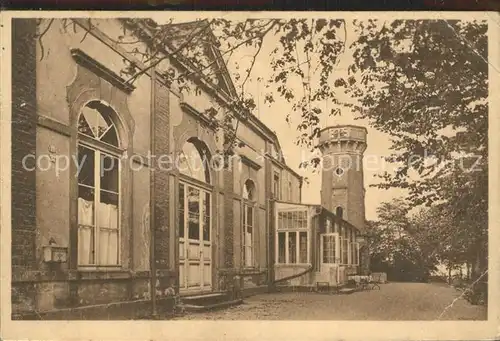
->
178, 178, 213, 294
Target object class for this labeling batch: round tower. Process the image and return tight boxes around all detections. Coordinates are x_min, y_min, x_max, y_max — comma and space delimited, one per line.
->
317, 125, 367, 232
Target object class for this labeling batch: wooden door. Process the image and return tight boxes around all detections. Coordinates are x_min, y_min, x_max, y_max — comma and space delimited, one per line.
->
179, 183, 212, 293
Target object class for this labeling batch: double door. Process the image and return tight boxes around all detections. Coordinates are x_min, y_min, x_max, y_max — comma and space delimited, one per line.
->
178, 182, 212, 293
320, 233, 340, 284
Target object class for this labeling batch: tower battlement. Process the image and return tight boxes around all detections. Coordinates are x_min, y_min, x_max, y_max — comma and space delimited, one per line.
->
318, 125, 367, 155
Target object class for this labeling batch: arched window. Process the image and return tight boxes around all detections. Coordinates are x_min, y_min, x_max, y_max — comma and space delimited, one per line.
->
336, 206, 343, 220
242, 179, 255, 201
77, 101, 122, 267
177, 138, 213, 291
242, 179, 256, 267
178, 139, 210, 184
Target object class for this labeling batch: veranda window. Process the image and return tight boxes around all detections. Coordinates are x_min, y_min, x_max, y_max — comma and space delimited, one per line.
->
276, 209, 309, 264
341, 237, 349, 265
77, 101, 121, 266
350, 242, 360, 266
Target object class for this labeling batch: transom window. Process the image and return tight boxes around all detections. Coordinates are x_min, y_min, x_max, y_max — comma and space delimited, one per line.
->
77, 101, 121, 267
276, 209, 309, 264
178, 139, 210, 184
78, 101, 119, 147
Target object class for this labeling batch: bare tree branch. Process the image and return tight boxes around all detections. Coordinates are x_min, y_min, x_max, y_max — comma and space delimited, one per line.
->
124, 19, 215, 85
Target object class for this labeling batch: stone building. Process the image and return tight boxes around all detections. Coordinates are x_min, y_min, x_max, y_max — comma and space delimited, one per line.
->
11, 18, 367, 319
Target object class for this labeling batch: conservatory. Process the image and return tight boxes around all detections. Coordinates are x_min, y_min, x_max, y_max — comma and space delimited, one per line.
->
274, 201, 362, 287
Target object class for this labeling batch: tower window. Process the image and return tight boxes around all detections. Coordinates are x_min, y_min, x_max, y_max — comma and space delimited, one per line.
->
336, 206, 343, 220
334, 167, 344, 176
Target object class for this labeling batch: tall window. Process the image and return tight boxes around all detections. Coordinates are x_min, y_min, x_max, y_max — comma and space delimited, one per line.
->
276, 209, 308, 264
288, 180, 292, 201
178, 139, 211, 242
77, 101, 121, 266
242, 180, 255, 267
322, 234, 338, 264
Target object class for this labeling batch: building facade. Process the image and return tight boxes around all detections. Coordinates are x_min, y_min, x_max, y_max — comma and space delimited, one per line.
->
11, 18, 303, 319
11, 18, 368, 319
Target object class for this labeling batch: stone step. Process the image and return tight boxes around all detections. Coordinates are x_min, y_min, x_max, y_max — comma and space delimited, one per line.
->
180, 298, 243, 312
182, 292, 230, 306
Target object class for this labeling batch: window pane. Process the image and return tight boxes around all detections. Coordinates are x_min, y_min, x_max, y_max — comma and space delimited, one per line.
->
101, 125, 119, 146
244, 246, 252, 267
188, 213, 200, 240
78, 225, 95, 265
78, 187, 94, 226
100, 154, 119, 193
246, 206, 253, 232
78, 145, 95, 186
187, 187, 200, 213
180, 142, 210, 183
342, 238, 349, 264
179, 184, 185, 238
204, 192, 210, 217
99, 229, 119, 265
278, 212, 284, 229
78, 113, 95, 137
288, 232, 297, 264
278, 232, 286, 263
179, 209, 185, 238
322, 235, 335, 264
98, 192, 118, 230
292, 211, 298, 229
179, 184, 185, 210
286, 212, 293, 229
299, 232, 307, 263
202, 214, 210, 241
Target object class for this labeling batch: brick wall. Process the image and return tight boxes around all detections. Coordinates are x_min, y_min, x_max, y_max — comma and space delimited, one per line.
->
153, 81, 172, 290
11, 19, 37, 271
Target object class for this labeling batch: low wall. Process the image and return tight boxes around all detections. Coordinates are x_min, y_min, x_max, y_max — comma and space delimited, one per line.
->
12, 297, 175, 320
12, 270, 177, 317
371, 272, 388, 283
274, 264, 313, 286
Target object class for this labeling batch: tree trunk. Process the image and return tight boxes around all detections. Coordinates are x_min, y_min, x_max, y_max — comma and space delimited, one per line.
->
447, 265, 452, 284
466, 262, 471, 281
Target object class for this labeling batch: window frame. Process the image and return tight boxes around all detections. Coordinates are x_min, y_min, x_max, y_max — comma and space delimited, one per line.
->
340, 236, 350, 265
275, 209, 310, 265
350, 241, 360, 266
320, 232, 340, 265
77, 132, 122, 269
242, 202, 254, 268
273, 171, 281, 200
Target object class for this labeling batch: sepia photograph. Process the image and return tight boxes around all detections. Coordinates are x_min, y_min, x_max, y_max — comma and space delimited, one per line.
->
0, 10, 499, 340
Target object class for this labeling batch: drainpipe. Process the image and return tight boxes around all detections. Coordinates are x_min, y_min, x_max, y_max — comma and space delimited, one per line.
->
149, 65, 157, 318
267, 198, 275, 292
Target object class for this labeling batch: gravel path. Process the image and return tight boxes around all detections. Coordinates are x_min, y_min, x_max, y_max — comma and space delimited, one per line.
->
174, 282, 487, 320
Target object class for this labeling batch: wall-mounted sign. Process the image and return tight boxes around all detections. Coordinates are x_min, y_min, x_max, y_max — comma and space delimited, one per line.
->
330, 128, 349, 139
